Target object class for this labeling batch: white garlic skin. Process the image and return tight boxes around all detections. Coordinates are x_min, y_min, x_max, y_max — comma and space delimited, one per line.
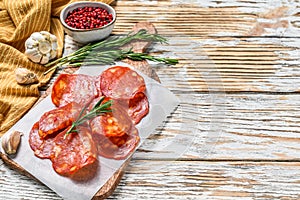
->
25, 31, 58, 64
15, 67, 38, 85
1, 131, 23, 155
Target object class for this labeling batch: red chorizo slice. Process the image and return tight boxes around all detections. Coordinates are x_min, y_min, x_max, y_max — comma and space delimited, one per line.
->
119, 92, 149, 124
29, 122, 56, 159
51, 126, 97, 176
100, 66, 146, 99
51, 74, 99, 107
38, 102, 82, 139
128, 92, 149, 124
92, 126, 140, 160
89, 98, 132, 137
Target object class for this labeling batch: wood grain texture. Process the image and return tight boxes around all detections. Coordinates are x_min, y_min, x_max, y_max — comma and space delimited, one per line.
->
134, 93, 300, 160
113, 0, 300, 37
145, 36, 300, 93
109, 160, 300, 200
1, 160, 300, 200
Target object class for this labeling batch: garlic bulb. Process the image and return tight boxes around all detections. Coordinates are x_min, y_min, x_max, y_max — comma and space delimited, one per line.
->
1, 131, 22, 155
15, 67, 38, 85
25, 31, 58, 64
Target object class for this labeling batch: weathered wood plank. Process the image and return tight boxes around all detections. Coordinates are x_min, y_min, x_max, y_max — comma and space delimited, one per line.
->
134, 93, 300, 160
1, 160, 300, 199
146, 36, 300, 92
0, 161, 61, 200
112, 0, 300, 37
109, 160, 300, 200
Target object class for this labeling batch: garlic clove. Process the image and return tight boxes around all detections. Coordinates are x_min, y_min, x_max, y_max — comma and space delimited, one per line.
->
1, 131, 23, 155
25, 37, 38, 49
15, 67, 39, 85
40, 54, 50, 65
25, 48, 42, 63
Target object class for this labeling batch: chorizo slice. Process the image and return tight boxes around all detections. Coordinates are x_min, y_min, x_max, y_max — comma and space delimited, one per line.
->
38, 102, 82, 139
29, 122, 56, 159
119, 92, 149, 124
127, 92, 149, 124
92, 126, 140, 160
51, 74, 99, 107
89, 97, 132, 137
100, 66, 146, 99
51, 126, 97, 177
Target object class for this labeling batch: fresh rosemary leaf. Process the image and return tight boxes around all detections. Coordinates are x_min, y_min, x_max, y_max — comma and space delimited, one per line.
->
64, 97, 113, 138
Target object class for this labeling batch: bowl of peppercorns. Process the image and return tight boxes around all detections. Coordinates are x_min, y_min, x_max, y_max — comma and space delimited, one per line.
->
60, 1, 116, 44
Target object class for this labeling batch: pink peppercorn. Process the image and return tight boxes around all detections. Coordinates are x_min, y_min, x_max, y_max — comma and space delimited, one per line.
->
65, 6, 113, 30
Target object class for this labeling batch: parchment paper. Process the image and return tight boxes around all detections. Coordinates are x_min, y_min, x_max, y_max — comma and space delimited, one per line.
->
0, 62, 179, 200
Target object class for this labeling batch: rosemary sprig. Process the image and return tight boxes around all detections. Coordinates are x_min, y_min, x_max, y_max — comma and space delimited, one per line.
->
64, 97, 113, 138
44, 30, 178, 75
49, 49, 178, 68
121, 51, 179, 65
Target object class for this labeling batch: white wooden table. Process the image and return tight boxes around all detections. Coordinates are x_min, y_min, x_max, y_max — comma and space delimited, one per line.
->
1, 0, 300, 199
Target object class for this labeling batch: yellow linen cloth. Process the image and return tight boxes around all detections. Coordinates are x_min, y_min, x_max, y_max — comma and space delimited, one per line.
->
0, 0, 114, 136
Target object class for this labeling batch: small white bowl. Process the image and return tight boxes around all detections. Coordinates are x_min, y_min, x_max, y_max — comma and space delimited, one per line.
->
60, 1, 116, 44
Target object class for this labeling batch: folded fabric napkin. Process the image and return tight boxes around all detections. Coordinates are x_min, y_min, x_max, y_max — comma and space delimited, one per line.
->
0, 0, 114, 136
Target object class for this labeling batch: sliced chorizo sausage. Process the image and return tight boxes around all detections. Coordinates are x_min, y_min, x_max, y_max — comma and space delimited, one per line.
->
38, 102, 82, 139
92, 126, 140, 160
29, 122, 56, 159
51, 74, 99, 107
100, 66, 146, 99
89, 97, 132, 137
118, 92, 149, 124
51, 126, 97, 176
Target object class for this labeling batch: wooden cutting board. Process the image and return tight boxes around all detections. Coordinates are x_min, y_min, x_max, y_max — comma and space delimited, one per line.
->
0, 22, 160, 200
